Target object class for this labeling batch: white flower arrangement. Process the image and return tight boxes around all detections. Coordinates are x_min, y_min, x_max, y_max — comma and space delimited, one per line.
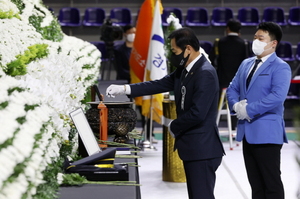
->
166, 14, 182, 29
0, 0, 19, 15
0, 0, 101, 198
20, 0, 54, 27
0, 69, 56, 198
0, 18, 44, 69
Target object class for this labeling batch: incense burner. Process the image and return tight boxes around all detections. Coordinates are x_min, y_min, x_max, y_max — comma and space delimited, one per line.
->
86, 102, 137, 143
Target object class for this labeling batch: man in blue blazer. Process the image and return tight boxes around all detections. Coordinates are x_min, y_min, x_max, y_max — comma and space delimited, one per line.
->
227, 22, 291, 199
107, 27, 225, 199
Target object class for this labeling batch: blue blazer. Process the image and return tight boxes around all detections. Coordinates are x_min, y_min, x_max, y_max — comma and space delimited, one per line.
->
130, 55, 225, 161
226, 53, 291, 144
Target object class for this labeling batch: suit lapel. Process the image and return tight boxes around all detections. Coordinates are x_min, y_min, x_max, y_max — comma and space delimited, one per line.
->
244, 57, 256, 91
247, 53, 276, 91
181, 55, 205, 86
176, 55, 206, 110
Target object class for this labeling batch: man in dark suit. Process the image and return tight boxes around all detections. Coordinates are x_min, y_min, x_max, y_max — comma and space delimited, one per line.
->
227, 22, 291, 199
209, 19, 249, 130
106, 27, 225, 199
210, 19, 249, 89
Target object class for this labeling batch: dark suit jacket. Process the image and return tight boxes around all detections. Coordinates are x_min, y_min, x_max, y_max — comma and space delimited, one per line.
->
114, 42, 131, 83
209, 35, 248, 88
130, 55, 225, 161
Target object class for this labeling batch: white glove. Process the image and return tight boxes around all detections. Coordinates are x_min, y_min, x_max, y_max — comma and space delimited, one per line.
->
106, 84, 126, 98
233, 99, 246, 112
234, 99, 251, 122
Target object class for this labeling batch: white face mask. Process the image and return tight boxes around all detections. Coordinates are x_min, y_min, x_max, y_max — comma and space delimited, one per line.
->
252, 39, 272, 56
126, 33, 135, 42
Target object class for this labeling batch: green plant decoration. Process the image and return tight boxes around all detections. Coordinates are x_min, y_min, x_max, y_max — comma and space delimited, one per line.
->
5, 43, 49, 76
0, 10, 20, 19
165, 20, 176, 74
29, 14, 64, 42
164, 13, 181, 74
61, 173, 141, 186
10, 0, 25, 12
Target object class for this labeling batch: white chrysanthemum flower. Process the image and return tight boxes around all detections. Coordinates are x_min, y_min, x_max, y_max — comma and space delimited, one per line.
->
0, 101, 26, 123
0, 120, 19, 145
57, 173, 64, 185
166, 14, 182, 29
1, 174, 28, 199
0, 0, 19, 15
0, 0, 101, 196
0, 18, 44, 66
20, 0, 54, 27
0, 148, 18, 180
6, 146, 24, 164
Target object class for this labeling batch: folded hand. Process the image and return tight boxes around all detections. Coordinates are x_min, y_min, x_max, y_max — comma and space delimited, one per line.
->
233, 99, 251, 122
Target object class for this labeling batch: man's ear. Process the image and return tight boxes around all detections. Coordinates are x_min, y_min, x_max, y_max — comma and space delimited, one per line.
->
272, 40, 278, 49
186, 45, 192, 53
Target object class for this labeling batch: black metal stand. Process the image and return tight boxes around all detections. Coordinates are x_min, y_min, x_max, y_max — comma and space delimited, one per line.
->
100, 41, 116, 80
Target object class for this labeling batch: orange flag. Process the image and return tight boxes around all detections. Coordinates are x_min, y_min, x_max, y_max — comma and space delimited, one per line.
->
129, 0, 157, 106
142, 0, 167, 124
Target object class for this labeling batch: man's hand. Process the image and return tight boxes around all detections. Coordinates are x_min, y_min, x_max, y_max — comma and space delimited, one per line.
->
233, 99, 251, 122
233, 99, 246, 112
106, 84, 126, 98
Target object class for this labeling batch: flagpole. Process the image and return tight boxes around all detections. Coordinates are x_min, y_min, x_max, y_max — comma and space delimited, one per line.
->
142, 95, 156, 150
149, 95, 155, 149
136, 0, 166, 150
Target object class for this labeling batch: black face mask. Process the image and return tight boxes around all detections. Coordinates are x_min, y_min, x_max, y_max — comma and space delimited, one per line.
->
169, 49, 190, 69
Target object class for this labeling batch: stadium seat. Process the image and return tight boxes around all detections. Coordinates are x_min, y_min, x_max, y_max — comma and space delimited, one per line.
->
199, 40, 213, 54
161, 7, 183, 26
211, 7, 234, 26
288, 7, 300, 26
276, 41, 295, 62
185, 7, 209, 27
110, 7, 132, 26
262, 7, 287, 26
58, 7, 81, 27
83, 7, 105, 26
237, 7, 260, 26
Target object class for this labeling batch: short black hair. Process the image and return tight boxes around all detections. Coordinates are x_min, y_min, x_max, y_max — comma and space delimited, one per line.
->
123, 24, 134, 33
167, 27, 200, 51
226, 19, 242, 33
257, 22, 282, 44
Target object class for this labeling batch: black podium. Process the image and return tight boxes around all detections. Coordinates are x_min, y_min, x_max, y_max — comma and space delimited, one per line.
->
58, 157, 141, 199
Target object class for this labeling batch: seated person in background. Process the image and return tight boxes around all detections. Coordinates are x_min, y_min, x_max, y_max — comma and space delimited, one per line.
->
114, 25, 136, 83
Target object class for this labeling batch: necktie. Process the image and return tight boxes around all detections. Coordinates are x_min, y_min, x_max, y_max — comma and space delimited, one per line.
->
246, 59, 261, 89
181, 69, 188, 83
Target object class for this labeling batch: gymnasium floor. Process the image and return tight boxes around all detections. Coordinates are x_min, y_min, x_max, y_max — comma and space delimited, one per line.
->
137, 127, 299, 199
